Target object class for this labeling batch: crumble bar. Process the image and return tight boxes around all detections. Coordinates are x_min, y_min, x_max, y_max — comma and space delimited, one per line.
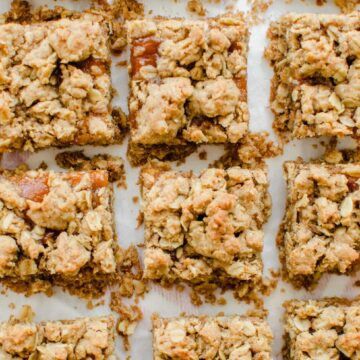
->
278, 161, 360, 288
0, 12, 121, 152
140, 162, 271, 301
152, 314, 273, 359
0, 168, 118, 297
0, 315, 115, 359
127, 14, 249, 165
265, 12, 360, 142
283, 298, 360, 359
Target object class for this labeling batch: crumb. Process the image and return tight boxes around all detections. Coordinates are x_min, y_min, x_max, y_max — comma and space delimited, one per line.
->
211, 132, 281, 169
110, 293, 143, 351
216, 297, 227, 305
132, 196, 139, 204
175, 284, 185, 292
225, 4, 235, 11
116, 60, 128, 67
8, 303, 15, 310
312, 144, 318, 149
86, 301, 94, 310
245, 308, 268, 319
136, 211, 144, 228
280, 288, 285, 293
110, 0, 144, 20
260, 276, 278, 296
269, 268, 281, 278
354, 280, 360, 287
334, 0, 360, 13
187, 0, 206, 16
115, 246, 148, 299
37, 161, 48, 170
248, 0, 273, 26
148, 10, 153, 15
55, 151, 126, 185
19, 305, 35, 322
198, 150, 208, 160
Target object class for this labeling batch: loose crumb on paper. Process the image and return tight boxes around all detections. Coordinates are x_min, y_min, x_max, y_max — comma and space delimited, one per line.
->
115, 246, 148, 299
314, 0, 360, 13
132, 196, 139, 204
110, 293, 143, 351
248, 0, 273, 26
211, 132, 281, 170
187, 0, 207, 16
198, 150, 208, 160
55, 151, 126, 187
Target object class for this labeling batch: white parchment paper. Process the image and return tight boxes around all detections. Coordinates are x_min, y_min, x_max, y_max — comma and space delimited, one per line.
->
0, 0, 359, 358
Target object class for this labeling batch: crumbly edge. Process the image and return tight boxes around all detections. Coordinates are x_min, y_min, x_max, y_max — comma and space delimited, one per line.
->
139, 161, 271, 305
151, 313, 273, 359
55, 151, 126, 186
283, 297, 360, 360
127, 141, 198, 167
0, 310, 115, 359
210, 132, 282, 169
277, 160, 360, 289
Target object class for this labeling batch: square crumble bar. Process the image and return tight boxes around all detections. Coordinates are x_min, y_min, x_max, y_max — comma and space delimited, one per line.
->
265, 12, 360, 141
140, 162, 271, 301
0, 169, 118, 297
278, 161, 360, 289
0, 315, 115, 359
152, 314, 273, 359
127, 14, 249, 164
283, 298, 360, 360
0, 12, 121, 152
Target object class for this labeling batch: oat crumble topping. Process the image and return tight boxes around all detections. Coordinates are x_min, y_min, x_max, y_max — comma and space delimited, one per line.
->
152, 314, 273, 359
140, 161, 271, 302
127, 14, 249, 165
0, 11, 121, 152
265, 12, 360, 143
0, 314, 115, 359
0, 168, 118, 297
284, 298, 360, 360
278, 161, 360, 288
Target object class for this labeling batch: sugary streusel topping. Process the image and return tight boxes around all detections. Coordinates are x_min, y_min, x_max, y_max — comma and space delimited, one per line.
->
284, 299, 360, 360
0, 316, 115, 359
280, 162, 360, 287
152, 315, 273, 360
0, 169, 116, 285
265, 12, 360, 142
0, 13, 119, 152
140, 163, 271, 299
127, 14, 249, 146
